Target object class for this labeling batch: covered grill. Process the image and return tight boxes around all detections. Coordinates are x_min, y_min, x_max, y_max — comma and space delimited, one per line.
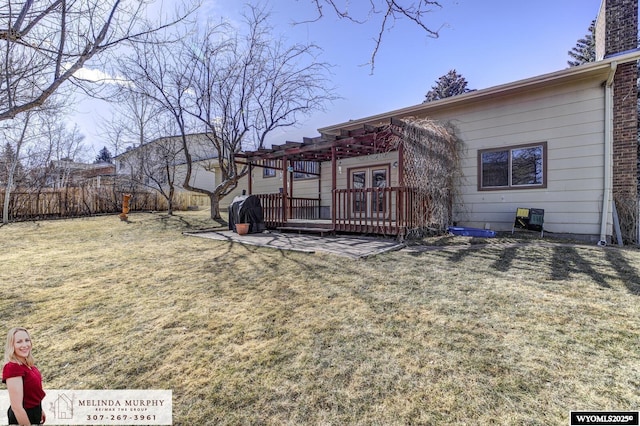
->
228, 195, 266, 234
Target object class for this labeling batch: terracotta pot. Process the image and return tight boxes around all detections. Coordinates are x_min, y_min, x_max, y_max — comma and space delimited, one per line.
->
236, 223, 250, 235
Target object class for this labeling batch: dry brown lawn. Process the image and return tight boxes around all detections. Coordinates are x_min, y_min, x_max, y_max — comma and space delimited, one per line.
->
1, 211, 639, 425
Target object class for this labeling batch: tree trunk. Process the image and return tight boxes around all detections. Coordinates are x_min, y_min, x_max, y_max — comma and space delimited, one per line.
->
2, 156, 19, 224
210, 194, 221, 220
167, 185, 175, 215
2, 184, 11, 224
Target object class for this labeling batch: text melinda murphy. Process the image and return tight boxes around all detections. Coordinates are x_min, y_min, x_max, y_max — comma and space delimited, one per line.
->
0, 389, 172, 425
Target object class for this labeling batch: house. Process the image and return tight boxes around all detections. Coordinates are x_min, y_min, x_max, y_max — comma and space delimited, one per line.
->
46, 159, 116, 188
115, 133, 216, 193
235, 0, 639, 244
115, 133, 245, 210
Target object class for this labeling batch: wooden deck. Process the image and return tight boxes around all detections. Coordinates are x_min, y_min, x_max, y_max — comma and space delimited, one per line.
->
274, 219, 405, 238
256, 187, 423, 238
276, 219, 334, 236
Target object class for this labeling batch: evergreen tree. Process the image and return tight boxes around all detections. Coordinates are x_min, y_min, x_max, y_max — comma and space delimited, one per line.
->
423, 69, 474, 103
0, 142, 25, 185
0, 143, 13, 184
567, 19, 596, 67
94, 146, 113, 164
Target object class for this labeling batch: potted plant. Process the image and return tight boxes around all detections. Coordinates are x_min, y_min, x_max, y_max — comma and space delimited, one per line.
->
235, 223, 250, 235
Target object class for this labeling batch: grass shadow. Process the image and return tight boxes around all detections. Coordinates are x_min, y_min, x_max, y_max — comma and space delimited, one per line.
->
550, 245, 610, 289
446, 246, 478, 263
604, 248, 640, 295
491, 246, 519, 272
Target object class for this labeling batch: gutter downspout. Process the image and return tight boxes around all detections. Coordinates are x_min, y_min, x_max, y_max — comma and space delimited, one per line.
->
598, 61, 617, 246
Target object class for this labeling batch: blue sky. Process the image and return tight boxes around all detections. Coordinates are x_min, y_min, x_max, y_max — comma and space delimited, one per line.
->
75, 0, 603, 155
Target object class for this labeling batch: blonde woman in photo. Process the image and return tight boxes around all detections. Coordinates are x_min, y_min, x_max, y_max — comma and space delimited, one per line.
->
2, 328, 46, 425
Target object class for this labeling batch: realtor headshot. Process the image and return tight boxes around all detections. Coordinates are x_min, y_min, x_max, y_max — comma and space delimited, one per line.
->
2, 327, 46, 425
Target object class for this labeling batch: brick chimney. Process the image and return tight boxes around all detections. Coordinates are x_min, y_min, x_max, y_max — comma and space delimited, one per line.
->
596, 0, 639, 242
608, 0, 638, 195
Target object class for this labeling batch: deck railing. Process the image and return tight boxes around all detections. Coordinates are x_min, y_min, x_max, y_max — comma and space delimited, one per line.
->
290, 196, 322, 220
256, 194, 321, 228
256, 187, 425, 236
256, 193, 285, 227
333, 187, 424, 236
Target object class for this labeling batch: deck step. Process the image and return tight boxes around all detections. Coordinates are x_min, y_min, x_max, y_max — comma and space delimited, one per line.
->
277, 226, 334, 236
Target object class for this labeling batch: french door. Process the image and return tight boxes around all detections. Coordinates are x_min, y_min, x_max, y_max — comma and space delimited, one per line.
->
350, 166, 389, 218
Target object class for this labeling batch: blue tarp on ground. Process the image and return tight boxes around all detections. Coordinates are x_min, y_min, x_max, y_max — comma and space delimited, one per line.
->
448, 226, 496, 238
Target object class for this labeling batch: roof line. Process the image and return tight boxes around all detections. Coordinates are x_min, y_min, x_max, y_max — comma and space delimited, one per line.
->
318, 49, 640, 134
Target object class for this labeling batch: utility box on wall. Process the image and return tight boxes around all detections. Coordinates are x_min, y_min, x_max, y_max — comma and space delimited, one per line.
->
513, 207, 544, 237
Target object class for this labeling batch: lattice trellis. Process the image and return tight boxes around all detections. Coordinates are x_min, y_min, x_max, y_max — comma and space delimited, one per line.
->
389, 117, 463, 236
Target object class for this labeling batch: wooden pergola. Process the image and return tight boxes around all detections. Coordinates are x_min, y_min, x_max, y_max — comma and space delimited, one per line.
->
234, 119, 426, 237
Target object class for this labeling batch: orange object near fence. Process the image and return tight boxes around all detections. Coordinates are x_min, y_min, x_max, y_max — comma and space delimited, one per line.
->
119, 193, 132, 221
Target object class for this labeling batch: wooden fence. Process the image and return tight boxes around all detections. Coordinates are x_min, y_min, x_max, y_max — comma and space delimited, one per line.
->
0, 187, 194, 222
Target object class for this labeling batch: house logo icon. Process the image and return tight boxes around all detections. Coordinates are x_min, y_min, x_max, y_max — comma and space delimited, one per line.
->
50, 392, 74, 420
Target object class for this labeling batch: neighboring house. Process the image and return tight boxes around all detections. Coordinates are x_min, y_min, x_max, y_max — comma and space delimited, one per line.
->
46, 160, 116, 188
236, 0, 639, 244
115, 133, 245, 210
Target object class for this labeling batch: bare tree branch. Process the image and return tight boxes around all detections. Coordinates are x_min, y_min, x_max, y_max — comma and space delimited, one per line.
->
0, 0, 197, 121
117, 4, 335, 220
299, 0, 444, 73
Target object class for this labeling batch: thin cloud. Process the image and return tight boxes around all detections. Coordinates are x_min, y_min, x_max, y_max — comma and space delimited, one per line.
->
72, 66, 131, 86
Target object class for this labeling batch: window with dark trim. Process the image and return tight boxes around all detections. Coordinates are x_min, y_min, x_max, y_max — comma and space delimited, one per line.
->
293, 161, 319, 180
478, 142, 547, 190
263, 159, 276, 178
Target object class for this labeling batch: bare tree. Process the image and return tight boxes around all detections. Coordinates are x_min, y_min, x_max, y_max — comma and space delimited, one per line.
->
116, 25, 201, 215
100, 115, 129, 161
100, 91, 165, 155
119, 5, 335, 220
0, 0, 195, 122
1, 110, 35, 223
30, 120, 86, 190
118, 135, 184, 214
105, 78, 204, 215
186, 6, 334, 219
0, 97, 88, 222
304, 0, 445, 72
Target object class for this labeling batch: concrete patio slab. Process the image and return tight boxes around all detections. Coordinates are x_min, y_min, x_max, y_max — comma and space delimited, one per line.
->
185, 229, 405, 259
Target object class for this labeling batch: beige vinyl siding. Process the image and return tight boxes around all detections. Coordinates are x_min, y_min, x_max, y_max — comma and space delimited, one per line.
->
246, 171, 321, 196
182, 162, 216, 192
317, 62, 623, 238
290, 176, 321, 198
428, 76, 606, 237
245, 153, 400, 220
218, 172, 247, 210
243, 70, 609, 237
332, 152, 398, 187
248, 167, 279, 195
248, 153, 399, 196
319, 161, 332, 214
246, 165, 321, 196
